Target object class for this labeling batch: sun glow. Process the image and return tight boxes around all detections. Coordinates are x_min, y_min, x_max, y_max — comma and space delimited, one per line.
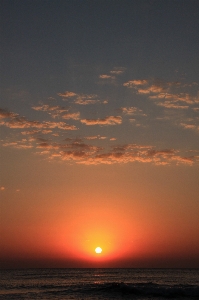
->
95, 247, 102, 254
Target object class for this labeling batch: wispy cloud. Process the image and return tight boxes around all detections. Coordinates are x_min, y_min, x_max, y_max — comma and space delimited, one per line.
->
2, 118, 78, 130
32, 105, 64, 112
34, 139, 199, 166
123, 79, 199, 134
32, 104, 67, 113
84, 136, 99, 140
2, 121, 198, 165
81, 116, 122, 125
90, 145, 197, 166
3, 142, 33, 149
32, 104, 69, 118
85, 135, 107, 140
137, 85, 164, 94
180, 123, 199, 132
156, 102, 189, 109
20, 131, 36, 136
99, 74, 115, 79
99, 67, 125, 81
110, 67, 126, 75
74, 95, 107, 105
74, 99, 100, 105
0, 108, 18, 119
1, 108, 78, 130
120, 106, 147, 116
57, 91, 77, 98
57, 92, 107, 105
1, 74, 198, 167
123, 79, 148, 87
149, 92, 197, 104
62, 112, 80, 120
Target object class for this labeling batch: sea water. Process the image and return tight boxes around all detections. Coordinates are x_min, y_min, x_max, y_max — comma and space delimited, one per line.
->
0, 268, 199, 299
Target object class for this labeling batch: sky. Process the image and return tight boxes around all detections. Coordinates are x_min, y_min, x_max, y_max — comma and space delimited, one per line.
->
0, 0, 199, 268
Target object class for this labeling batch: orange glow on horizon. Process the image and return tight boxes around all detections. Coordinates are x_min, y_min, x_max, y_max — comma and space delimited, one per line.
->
57, 202, 139, 264
1, 190, 199, 268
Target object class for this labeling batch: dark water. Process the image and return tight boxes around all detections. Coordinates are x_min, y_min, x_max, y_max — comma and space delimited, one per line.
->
0, 268, 199, 299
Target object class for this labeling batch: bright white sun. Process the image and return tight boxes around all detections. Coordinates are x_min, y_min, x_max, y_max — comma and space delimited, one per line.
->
95, 247, 102, 254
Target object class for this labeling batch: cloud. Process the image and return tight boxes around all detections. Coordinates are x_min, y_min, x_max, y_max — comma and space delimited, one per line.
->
120, 106, 146, 116
62, 112, 80, 120
36, 138, 102, 153
3, 142, 33, 149
21, 130, 40, 135
1, 76, 198, 167
137, 85, 164, 94
57, 91, 77, 98
99, 67, 125, 80
123, 79, 148, 87
42, 142, 160, 164
81, 116, 122, 125
84, 136, 99, 140
32, 104, 69, 118
32, 104, 68, 113
0, 109, 78, 131
149, 92, 196, 104
57, 91, 107, 105
73, 94, 103, 105
74, 99, 100, 105
84, 135, 107, 140
70, 141, 102, 152
2, 124, 198, 165
120, 107, 138, 115
110, 71, 123, 75
32, 105, 59, 111
2, 118, 78, 130
110, 67, 126, 75
129, 118, 136, 123
99, 74, 115, 79
180, 123, 199, 132
32, 104, 80, 119
123, 79, 199, 120
0, 108, 18, 119
41, 130, 53, 134
156, 102, 189, 109
35, 139, 103, 163
60, 150, 90, 161
81, 144, 196, 166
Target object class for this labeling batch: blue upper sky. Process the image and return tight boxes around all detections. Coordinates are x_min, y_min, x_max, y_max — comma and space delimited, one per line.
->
1, 0, 199, 164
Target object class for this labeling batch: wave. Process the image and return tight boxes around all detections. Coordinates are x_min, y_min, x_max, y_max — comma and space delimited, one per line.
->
79, 282, 199, 298
1, 281, 199, 299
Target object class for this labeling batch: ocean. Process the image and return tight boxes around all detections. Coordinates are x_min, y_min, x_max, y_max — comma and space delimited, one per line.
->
0, 268, 199, 299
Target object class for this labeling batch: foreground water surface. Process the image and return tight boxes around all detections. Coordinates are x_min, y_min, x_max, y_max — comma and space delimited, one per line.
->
0, 268, 199, 299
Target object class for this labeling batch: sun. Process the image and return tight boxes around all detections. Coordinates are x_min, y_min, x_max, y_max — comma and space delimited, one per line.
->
95, 247, 102, 254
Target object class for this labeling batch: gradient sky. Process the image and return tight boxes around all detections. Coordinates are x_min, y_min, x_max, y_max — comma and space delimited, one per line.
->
0, 0, 199, 268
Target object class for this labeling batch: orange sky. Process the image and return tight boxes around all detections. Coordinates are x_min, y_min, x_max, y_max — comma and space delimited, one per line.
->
1, 161, 199, 268
1, 0, 199, 268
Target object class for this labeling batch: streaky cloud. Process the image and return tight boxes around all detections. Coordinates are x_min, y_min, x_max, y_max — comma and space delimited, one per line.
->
57, 91, 76, 98
81, 116, 122, 125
